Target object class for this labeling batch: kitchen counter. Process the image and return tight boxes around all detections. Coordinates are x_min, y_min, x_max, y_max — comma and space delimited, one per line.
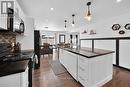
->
59, 47, 114, 87
2, 50, 34, 62
0, 60, 29, 77
0, 50, 34, 87
0, 50, 34, 77
61, 47, 114, 58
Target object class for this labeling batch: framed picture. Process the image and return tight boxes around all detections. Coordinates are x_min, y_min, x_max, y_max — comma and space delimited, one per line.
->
112, 24, 121, 30
119, 30, 125, 34
125, 23, 130, 30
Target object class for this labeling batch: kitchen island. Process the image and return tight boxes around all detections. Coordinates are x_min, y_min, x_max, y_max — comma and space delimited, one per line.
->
0, 50, 34, 87
59, 47, 114, 87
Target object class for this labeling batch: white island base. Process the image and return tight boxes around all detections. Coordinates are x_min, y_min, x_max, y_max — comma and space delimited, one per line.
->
59, 48, 113, 87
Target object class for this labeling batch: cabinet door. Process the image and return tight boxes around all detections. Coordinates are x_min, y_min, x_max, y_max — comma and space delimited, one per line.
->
119, 40, 130, 69
59, 49, 69, 69
21, 67, 28, 87
78, 55, 89, 87
59, 49, 78, 80
59, 49, 64, 65
0, 73, 21, 87
59, 49, 68, 68
67, 51, 78, 80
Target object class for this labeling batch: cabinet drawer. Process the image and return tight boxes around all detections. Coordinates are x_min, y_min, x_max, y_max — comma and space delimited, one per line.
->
78, 67, 88, 79
78, 75, 87, 87
78, 61, 88, 70
78, 58, 88, 71
79, 65, 87, 72
78, 56, 88, 65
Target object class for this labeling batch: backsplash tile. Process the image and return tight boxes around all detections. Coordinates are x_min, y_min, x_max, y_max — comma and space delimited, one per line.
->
0, 32, 16, 44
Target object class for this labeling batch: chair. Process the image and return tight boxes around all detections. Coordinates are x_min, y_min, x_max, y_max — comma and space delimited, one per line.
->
40, 43, 53, 55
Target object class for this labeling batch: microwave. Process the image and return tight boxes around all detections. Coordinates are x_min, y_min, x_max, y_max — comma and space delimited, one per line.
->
11, 8, 25, 33
0, 8, 25, 33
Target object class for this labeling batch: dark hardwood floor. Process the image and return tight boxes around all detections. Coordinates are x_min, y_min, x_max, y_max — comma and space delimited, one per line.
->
32, 50, 130, 87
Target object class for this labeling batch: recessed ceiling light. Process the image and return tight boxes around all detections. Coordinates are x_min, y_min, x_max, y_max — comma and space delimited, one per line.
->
50, 8, 54, 11
116, 0, 122, 3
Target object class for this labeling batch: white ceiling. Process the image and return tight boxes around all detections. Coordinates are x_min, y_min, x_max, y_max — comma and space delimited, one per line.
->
17, 0, 130, 31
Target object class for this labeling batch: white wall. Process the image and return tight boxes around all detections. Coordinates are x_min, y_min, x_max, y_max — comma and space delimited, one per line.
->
16, 17, 34, 50
14, 0, 34, 50
40, 30, 70, 45
78, 12, 130, 67
79, 12, 130, 39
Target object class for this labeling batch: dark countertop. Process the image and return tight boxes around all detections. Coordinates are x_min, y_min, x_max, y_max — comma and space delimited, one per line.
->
2, 50, 34, 62
60, 47, 114, 58
0, 50, 34, 77
0, 60, 29, 77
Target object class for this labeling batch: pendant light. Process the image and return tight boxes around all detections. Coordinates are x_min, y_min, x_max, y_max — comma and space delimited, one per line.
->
85, 2, 92, 21
64, 20, 67, 30
72, 14, 75, 27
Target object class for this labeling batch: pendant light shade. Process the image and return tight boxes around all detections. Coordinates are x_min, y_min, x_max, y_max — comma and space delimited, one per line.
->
85, 2, 92, 21
64, 20, 67, 30
72, 14, 75, 27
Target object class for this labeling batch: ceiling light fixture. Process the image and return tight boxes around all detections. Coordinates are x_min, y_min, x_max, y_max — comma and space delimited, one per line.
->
72, 14, 75, 27
64, 20, 67, 30
116, 0, 122, 2
50, 8, 54, 11
85, 2, 92, 21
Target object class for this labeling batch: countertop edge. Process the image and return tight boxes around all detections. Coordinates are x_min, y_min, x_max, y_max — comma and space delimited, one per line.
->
59, 47, 114, 58
0, 60, 29, 77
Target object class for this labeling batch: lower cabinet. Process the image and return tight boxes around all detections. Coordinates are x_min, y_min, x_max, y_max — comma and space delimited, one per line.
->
78, 55, 89, 87
59, 49, 78, 80
66, 51, 78, 80
0, 67, 28, 87
78, 54, 113, 87
59, 49, 113, 87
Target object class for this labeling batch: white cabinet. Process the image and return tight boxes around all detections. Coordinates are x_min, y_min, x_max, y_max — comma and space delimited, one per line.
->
21, 67, 29, 87
59, 49, 69, 67
67, 51, 78, 80
0, 67, 28, 87
119, 40, 130, 69
59, 49, 64, 65
59, 48, 113, 87
78, 54, 113, 87
59, 49, 78, 80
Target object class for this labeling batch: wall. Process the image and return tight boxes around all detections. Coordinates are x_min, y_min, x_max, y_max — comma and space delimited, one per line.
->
16, 17, 34, 50
78, 12, 130, 67
0, 32, 16, 44
40, 30, 70, 45
14, 0, 34, 50
79, 12, 130, 39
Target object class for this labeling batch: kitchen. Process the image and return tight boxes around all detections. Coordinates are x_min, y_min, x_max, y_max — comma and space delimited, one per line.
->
0, 0, 130, 87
